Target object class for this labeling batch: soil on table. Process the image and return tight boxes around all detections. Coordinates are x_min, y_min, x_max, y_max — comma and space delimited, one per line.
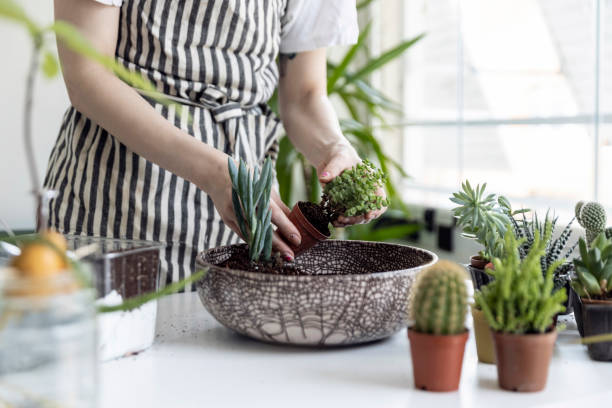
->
219, 252, 304, 275
298, 201, 331, 236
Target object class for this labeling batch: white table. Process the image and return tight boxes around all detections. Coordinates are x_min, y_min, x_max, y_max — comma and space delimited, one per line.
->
100, 292, 612, 408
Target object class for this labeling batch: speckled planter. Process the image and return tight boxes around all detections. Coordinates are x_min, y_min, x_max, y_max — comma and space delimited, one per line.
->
196, 240, 437, 346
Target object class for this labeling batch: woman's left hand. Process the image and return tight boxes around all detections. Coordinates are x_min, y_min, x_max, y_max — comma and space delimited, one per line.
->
317, 143, 388, 227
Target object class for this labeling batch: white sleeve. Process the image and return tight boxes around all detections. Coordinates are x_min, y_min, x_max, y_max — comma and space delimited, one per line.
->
280, 0, 359, 54
93, 0, 122, 6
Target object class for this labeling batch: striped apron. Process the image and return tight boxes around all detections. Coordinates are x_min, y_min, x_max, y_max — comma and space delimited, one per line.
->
43, 0, 286, 291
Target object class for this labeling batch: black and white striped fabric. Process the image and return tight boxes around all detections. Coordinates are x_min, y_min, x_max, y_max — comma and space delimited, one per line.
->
44, 0, 288, 291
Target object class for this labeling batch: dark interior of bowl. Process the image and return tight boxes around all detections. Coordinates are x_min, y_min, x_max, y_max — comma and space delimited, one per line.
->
200, 240, 434, 276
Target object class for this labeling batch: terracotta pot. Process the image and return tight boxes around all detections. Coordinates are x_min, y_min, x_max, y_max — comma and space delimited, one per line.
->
580, 298, 612, 361
288, 203, 330, 256
492, 330, 557, 392
471, 307, 495, 364
470, 255, 488, 269
408, 328, 468, 392
485, 262, 494, 271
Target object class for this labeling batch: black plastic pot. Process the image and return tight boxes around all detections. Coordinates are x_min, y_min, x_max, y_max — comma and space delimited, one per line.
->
572, 288, 585, 337
560, 281, 575, 315
467, 265, 493, 291
580, 299, 612, 361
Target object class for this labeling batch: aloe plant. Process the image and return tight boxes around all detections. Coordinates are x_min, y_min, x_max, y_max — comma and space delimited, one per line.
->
273, 0, 425, 230
228, 158, 274, 262
510, 211, 575, 292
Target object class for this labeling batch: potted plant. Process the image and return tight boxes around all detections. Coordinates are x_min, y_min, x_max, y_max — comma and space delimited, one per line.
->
450, 181, 528, 364
475, 224, 566, 392
571, 233, 612, 361
289, 159, 389, 255
575, 201, 611, 245
407, 260, 469, 392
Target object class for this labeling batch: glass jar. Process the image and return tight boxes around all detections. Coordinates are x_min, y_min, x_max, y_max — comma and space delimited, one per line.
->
0, 267, 97, 407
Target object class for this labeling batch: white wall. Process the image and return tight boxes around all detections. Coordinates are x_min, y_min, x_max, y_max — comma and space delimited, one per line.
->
0, 2, 70, 230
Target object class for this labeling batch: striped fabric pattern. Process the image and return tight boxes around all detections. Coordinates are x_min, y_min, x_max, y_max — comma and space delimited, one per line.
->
44, 0, 286, 291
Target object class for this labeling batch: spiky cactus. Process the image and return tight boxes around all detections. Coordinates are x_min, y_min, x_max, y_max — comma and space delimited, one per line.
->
228, 158, 273, 262
576, 201, 607, 245
410, 260, 468, 335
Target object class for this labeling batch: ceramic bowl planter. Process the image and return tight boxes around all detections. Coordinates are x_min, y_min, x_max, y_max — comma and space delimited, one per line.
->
408, 329, 468, 391
492, 330, 557, 392
577, 298, 612, 361
471, 306, 495, 364
288, 202, 330, 256
196, 240, 436, 346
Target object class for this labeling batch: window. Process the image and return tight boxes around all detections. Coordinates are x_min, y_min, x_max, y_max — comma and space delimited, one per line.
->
395, 0, 612, 213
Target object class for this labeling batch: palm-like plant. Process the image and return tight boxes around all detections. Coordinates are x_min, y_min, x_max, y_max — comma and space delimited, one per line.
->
272, 0, 425, 231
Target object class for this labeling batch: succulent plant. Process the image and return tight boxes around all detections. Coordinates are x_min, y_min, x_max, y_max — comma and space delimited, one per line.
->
475, 223, 567, 334
510, 211, 575, 292
576, 201, 607, 245
228, 158, 274, 262
450, 180, 529, 260
409, 260, 468, 335
322, 159, 389, 218
571, 233, 612, 300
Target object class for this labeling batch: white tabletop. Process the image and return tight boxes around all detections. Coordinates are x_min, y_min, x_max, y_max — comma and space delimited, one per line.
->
100, 292, 612, 408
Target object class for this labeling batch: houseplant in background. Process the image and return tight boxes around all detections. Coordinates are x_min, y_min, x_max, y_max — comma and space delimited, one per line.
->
289, 159, 389, 255
408, 260, 469, 392
273, 0, 425, 243
571, 233, 612, 361
475, 225, 566, 392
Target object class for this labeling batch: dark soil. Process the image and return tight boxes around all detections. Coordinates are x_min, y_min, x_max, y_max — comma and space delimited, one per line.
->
219, 252, 304, 275
298, 201, 331, 236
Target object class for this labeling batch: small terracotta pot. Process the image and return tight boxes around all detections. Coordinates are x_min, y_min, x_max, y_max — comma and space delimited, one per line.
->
408, 328, 468, 392
470, 255, 488, 269
492, 330, 557, 392
485, 262, 494, 271
288, 203, 330, 256
580, 298, 612, 361
471, 307, 495, 364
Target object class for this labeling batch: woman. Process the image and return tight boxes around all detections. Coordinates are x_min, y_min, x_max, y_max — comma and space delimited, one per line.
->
44, 0, 386, 289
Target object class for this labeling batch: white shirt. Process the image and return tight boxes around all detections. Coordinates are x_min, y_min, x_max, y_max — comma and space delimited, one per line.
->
93, 0, 358, 53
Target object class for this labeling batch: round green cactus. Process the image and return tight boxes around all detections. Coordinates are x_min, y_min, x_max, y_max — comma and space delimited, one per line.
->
578, 202, 607, 245
410, 260, 468, 335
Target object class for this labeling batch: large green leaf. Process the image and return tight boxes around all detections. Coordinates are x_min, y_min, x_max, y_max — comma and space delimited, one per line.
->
328, 22, 372, 93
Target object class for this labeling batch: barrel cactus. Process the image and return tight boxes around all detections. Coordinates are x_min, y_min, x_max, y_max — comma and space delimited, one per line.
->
410, 260, 468, 335
576, 201, 607, 245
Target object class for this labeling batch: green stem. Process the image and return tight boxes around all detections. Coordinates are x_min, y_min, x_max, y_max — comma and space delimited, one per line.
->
97, 268, 207, 313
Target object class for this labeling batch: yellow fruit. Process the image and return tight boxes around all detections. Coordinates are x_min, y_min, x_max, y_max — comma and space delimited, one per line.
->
40, 229, 68, 252
11, 243, 67, 278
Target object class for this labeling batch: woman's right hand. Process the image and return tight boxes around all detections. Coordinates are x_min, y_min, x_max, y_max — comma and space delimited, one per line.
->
203, 153, 302, 261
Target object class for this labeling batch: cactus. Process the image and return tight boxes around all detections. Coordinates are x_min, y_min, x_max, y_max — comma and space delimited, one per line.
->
228, 157, 274, 262
577, 201, 607, 245
410, 260, 468, 335
475, 222, 567, 334
572, 233, 612, 300
575, 201, 585, 220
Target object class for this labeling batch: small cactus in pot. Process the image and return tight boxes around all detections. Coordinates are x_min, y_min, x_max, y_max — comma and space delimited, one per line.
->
576, 201, 607, 246
407, 260, 469, 392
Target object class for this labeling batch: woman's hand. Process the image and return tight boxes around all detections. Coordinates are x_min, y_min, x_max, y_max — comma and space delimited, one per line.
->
204, 154, 301, 261
317, 143, 388, 227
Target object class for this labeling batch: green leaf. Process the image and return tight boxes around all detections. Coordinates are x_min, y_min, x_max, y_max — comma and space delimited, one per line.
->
41, 50, 59, 78
328, 22, 372, 93
228, 158, 238, 189
0, 0, 40, 35
338, 33, 425, 89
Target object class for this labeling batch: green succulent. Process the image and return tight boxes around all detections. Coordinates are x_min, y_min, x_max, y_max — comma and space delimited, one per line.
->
571, 233, 612, 300
410, 260, 468, 335
475, 223, 567, 334
228, 158, 274, 263
450, 180, 528, 260
510, 211, 575, 292
323, 159, 389, 218
576, 201, 607, 245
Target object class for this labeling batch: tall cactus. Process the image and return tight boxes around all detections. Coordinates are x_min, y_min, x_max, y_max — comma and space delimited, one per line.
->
576, 201, 607, 245
228, 158, 274, 262
410, 260, 468, 335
